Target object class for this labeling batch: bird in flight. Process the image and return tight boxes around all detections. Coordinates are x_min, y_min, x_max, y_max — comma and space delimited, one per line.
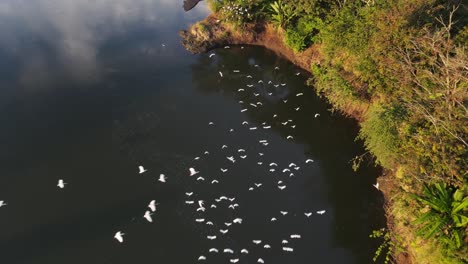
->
0, 200, 6, 207
183, 0, 203, 12
138, 166, 147, 174
57, 179, 66, 189
114, 231, 124, 243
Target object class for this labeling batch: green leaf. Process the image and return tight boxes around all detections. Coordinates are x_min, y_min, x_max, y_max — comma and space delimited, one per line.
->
453, 189, 464, 202
452, 197, 468, 214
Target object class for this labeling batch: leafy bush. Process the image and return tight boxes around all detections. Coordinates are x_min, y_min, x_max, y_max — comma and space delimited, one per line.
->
268, 0, 297, 29
285, 16, 322, 52
412, 183, 468, 259
359, 103, 405, 168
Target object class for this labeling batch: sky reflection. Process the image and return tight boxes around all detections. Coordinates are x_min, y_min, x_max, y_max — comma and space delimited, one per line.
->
0, 0, 209, 91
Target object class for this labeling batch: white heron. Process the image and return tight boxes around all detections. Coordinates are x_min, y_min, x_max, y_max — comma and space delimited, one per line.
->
185, 192, 193, 196
254, 183, 262, 187
314, 113, 320, 118
258, 258, 265, 263
148, 200, 158, 212
305, 159, 314, 163
227, 156, 236, 163
264, 244, 271, 249
198, 256, 206, 261
211, 180, 219, 184
316, 210, 326, 215
0, 201, 6, 207
278, 185, 287, 190
207, 235, 217, 240
241, 249, 249, 254
220, 229, 229, 234
221, 168, 228, 173
271, 217, 277, 221
241, 109, 248, 112
209, 53, 216, 58
158, 174, 167, 183
219, 71, 223, 77
195, 218, 205, 223
114, 231, 124, 243
233, 218, 243, 224
373, 182, 380, 190
209, 248, 219, 253
143, 211, 153, 223
305, 212, 313, 217
240, 155, 247, 159
189, 168, 199, 176
283, 247, 294, 252
280, 211, 288, 216
230, 259, 239, 263
138, 166, 147, 174
57, 179, 66, 189
296, 93, 304, 96
286, 135, 294, 139
253, 240, 262, 244
282, 240, 289, 244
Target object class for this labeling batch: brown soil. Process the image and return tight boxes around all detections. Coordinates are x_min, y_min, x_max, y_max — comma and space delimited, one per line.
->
180, 14, 321, 71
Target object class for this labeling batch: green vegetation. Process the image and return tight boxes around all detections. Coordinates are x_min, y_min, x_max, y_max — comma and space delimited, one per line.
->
208, 0, 467, 262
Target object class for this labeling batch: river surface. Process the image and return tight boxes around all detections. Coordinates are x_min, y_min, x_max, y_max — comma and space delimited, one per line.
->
0, 1, 385, 263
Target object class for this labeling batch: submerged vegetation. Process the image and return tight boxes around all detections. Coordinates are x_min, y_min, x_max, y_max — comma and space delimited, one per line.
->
200, 0, 467, 262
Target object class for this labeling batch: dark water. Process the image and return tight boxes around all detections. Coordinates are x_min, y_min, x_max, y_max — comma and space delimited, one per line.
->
0, 1, 385, 263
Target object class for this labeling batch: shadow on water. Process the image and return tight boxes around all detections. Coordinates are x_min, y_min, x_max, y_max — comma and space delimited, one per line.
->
189, 46, 387, 263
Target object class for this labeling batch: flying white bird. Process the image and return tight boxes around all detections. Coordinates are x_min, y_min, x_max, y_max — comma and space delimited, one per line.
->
148, 200, 157, 212
314, 113, 320, 118
211, 180, 219, 184
240, 155, 247, 159
290, 234, 301, 239
207, 235, 217, 240
373, 183, 380, 190
198, 256, 206, 261
278, 185, 287, 190
249, 127, 257, 130
197, 176, 205, 181
238, 88, 245, 92
282, 168, 290, 172
241, 249, 249, 254
274, 66, 280, 70
230, 259, 239, 263
209, 53, 216, 58
288, 163, 297, 167
219, 71, 223, 77
185, 201, 194, 204
286, 135, 294, 139
227, 156, 236, 163
258, 258, 265, 263
158, 174, 167, 183
0, 200, 6, 207
143, 211, 153, 223
282, 240, 289, 244
254, 183, 263, 187
233, 218, 243, 224
209, 248, 219, 253
221, 168, 228, 173
224, 248, 234, 254
253, 240, 262, 244
280, 211, 288, 216
206, 221, 214, 225
305, 212, 313, 217
225, 46, 230, 49
186, 192, 193, 196
138, 166, 147, 174
316, 210, 326, 215
264, 244, 271, 249
305, 159, 314, 163
233, 70, 240, 73
241, 109, 248, 112
225, 222, 232, 227
247, 75, 253, 78
249, 187, 254, 191
220, 229, 229, 234
208, 121, 214, 125
57, 179, 66, 189
189, 168, 199, 176
295, 107, 300, 111
195, 218, 205, 223
296, 72, 300, 76
114, 231, 124, 243
242, 121, 249, 125
296, 93, 304, 96
271, 217, 277, 221
283, 247, 294, 252
222, 145, 228, 149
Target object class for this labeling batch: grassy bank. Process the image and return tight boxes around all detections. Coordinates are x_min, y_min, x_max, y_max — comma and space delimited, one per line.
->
182, 0, 468, 263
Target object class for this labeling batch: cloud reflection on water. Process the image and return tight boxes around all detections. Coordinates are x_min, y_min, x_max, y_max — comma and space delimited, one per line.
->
0, 0, 208, 90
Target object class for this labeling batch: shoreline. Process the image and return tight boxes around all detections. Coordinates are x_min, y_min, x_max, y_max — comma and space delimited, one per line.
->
180, 13, 410, 264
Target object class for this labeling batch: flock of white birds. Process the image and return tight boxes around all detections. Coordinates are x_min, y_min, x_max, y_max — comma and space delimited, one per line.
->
0, 46, 378, 263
